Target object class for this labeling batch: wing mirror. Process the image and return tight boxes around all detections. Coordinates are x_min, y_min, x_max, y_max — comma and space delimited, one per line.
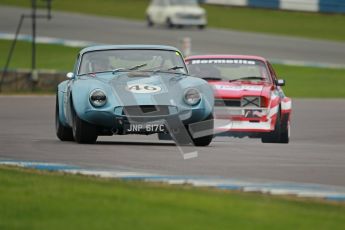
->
276, 79, 285, 86
66, 72, 74, 79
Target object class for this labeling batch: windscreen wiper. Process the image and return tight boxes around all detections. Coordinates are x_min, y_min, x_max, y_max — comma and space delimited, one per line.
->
112, 63, 148, 74
167, 66, 185, 71
201, 77, 223, 81
153, 66, 187, 75
229, 76, 265, 82
129, 63, 147, 70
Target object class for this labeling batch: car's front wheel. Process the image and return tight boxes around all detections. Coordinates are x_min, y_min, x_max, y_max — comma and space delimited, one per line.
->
279, 116, 290, 143
55, 95, 74, 141
188, 114, 214, 146
71, 106, 98, 144
198, 25, 206, 30
166, 18, 174, 28
261, 109, 290, 144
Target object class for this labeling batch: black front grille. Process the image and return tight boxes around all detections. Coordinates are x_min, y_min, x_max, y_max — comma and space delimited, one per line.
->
123, 105, 170, 116
215, 99, 241, 107
181, 15, 201, 19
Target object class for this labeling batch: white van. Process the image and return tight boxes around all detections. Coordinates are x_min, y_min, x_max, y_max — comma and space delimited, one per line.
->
146, 0, 207, 29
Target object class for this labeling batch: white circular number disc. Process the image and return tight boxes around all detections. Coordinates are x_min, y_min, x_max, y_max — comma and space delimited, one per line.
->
126, 84, 161, 93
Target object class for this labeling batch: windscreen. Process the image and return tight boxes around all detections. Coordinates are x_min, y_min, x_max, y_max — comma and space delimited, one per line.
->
78, 49, 187, 75
170, 0, 197, 6
187, 59, 270, 82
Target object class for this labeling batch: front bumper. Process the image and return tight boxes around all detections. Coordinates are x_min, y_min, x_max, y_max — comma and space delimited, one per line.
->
215, 119, 273, 133
81, 105, 207, 133
214, 106, 276, 133
171, 17, 207, 26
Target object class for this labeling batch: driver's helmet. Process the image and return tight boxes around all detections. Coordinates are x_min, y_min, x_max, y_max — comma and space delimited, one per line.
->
189, 63, 220, 78
89, 55, 110, 73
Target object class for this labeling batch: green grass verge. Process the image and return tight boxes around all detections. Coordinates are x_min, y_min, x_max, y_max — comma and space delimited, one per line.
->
1, 166, 345, 230
0, 39, 79, 71
1, 0, 345, 41
273, 65, 345, 98
1, 39, 345, 98
0, 0, 149, 21
205, 5, 345, 42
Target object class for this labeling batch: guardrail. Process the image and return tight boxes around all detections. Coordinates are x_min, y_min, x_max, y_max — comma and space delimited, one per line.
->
203, 0, 345, 13
0, 69, 65, 92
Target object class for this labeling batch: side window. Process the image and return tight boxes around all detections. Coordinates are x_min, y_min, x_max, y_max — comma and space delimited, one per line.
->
155, 0, 163, 6
152, 0, 159, 6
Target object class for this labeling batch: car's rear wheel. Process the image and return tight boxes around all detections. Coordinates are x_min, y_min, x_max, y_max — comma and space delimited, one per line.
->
55, 95, 74, 141
71, 105, 98, 144
188, 114, 214, 146
147, 15, 154, 27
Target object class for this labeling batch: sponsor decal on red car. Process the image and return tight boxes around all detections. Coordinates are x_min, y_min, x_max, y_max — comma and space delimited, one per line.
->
186, 55, 292, 143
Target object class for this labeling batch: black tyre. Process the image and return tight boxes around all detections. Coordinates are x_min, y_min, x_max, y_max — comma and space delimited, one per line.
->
198, 25, 206, 30
166, 18, 174, 28
279, 115, 290, 144
71, 105, 98, 144
189, 114, 214, 146
55, 95, 74, 141
147, 15, 154, 27
261, 110, 281, 143
261, 108, 290, 144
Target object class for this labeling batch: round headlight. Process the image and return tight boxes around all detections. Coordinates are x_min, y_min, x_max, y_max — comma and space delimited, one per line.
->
184, 88, 201, 106
89, 89, 107, 107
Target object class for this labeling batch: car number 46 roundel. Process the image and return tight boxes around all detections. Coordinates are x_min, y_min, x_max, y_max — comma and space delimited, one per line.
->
126, 84, 161, 93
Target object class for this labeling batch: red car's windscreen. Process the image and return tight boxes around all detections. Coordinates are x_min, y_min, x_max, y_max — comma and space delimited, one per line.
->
187, 59, 270, 82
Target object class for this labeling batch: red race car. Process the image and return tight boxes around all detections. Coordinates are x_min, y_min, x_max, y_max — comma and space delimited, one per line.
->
185, 55, 292, 143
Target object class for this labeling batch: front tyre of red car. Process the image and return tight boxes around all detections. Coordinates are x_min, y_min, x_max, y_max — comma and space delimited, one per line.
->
279, 117, 290, 144
71, 105, 98, 144
55, 95, 74, 141
261, 108, 290, 144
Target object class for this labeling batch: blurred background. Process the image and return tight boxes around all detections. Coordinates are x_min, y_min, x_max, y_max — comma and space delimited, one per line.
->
0, 0, 344, 96
1, 2, 345, 229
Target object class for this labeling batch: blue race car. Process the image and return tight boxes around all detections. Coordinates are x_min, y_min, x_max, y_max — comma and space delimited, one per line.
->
56, 45, 214, 146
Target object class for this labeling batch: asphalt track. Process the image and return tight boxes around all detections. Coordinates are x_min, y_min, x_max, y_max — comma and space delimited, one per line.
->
0, 6, 345, 188
0, 96, 345, 187
0, 5, 345, 66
